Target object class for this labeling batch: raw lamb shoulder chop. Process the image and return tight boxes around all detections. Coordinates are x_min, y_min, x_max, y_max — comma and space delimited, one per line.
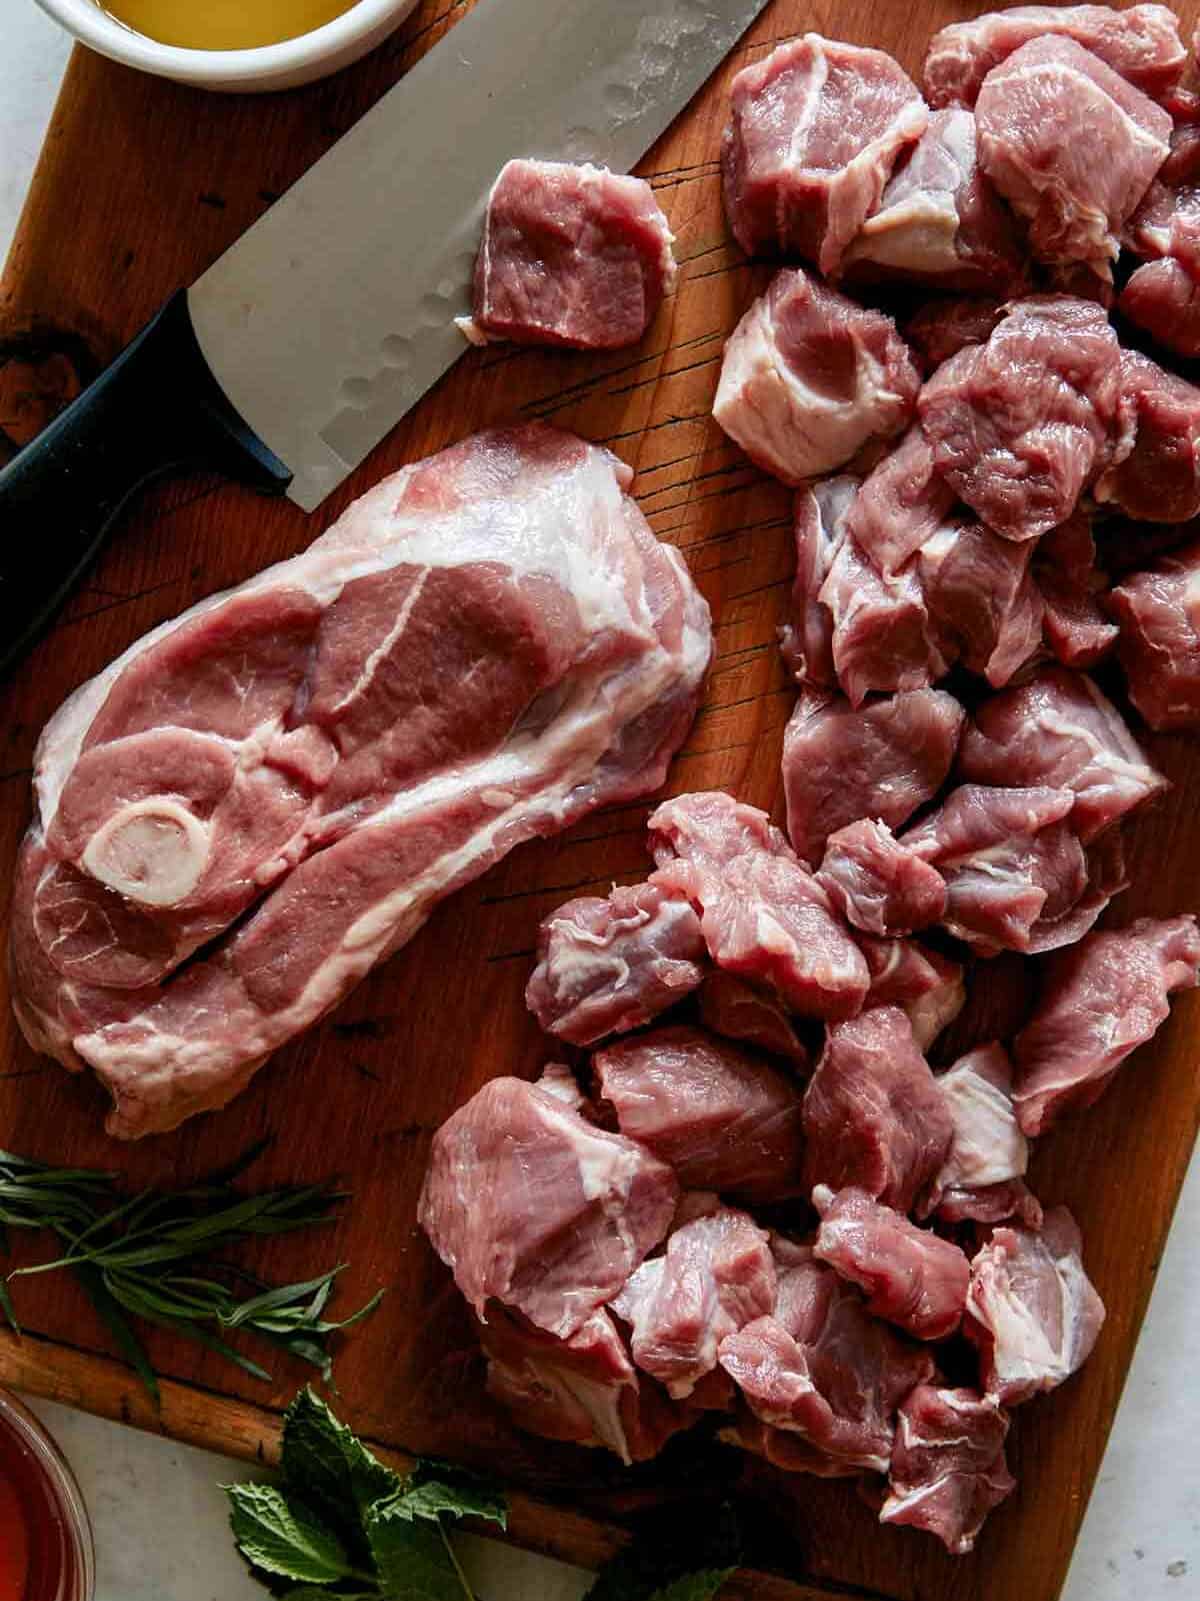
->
712, 268, 919, 485
525, 883, 705, 1046
466, 160, 675, 349
923, 4, 1186, 109
722, 34, 927, 275
11, 426, 712, 1137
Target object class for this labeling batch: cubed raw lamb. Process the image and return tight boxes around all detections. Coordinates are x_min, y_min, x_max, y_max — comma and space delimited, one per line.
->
1107, 540, 1200, 729
713, 269, 919, 485
722, 34, 927, 274
880, 1385, 1015, 1554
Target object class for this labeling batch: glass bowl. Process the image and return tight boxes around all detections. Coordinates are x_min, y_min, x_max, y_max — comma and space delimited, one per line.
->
0, 1389, 95, 1601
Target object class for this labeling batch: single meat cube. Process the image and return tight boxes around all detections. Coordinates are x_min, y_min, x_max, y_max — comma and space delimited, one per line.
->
782, 686, 965, 865
966, 1207, 1105, 1405
718, 1243, 935, 1474
802, 1006, 953, 1212
1014, 914, 1200, 1134
1033, 513, 1118, 669
843, 109, 1027, 294
923, 4, 1186, 108
593, 1024, 805, 1203
467, 160, 675, 349
1124, 169, 1200, 261
904, 295, 1006, 372
712, 269, 919, 485
419, 1076, 678, 1337
1108, 540, 1200, 729
780, 477, 857, 687
609, 1206, 776, 1398
478, 1303, 688, 1464
880, 1385, 1015, 1555
649, 792, 869, 1020
525, 882, 705, 1046
917, 296, 1123, 540
820, 532, 950, 706
902, 785, 1096, 956
817, 819, 947, 937
722, 34, 928, 275
845, 425, 956, 575
1119, 255, 1200, 358
958, 667, 1168, 841
921, 1044, 1037, 1227
812, 1186, 970, 1340
976, 37, 1170, 272
698, 971, 811, 1069
916, 515, 1044, 687
1094, 352, 1200, 525
860, 937, 966, 1051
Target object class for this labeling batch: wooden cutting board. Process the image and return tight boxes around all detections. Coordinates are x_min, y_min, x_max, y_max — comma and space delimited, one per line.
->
2, 3, 1198, 1597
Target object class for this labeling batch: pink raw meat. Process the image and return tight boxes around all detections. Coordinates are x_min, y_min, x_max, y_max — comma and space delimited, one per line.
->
902, 785, 1095, 956
648, 792, 869, 1020
801, 1006, 953, 1213
957, 667, 1168, 842
812, 1185, 970, 1340
966, 1207, 1105, 1405
781, 686, 965, 866
859, 937, 966, 1051
975, 37, 1170, 271
722, 34, 927, 275
844, 425, 956, 575
1033, 513, 1118, 669
915, 514, 1044, 686
917, 296, 1122, 540
713, 268, 919, 485
1094, 352, 1200, 525
820, 530, 950, 706
780, 477, 857, 688
923, 5, 1186, 108
1014, 915, 1200, 1134
718, 1243, 935, 1475
1108, 539, 1200, 729
698, 972, 810, 1069
478, 1303, 687, 1464
468, 160, 675, 349
921, 1044, 1040, 1228
880, 1385, 1015, 1555
12, 426, 711, 1138
1120, 256, 1200, 358
817, 819, 947, 938
610, 1205, 776, 1399
525, 883, 705, 1046
904, 296, 1005, 373
593, 1024, 805, 1204
419, 1075, 677, 1338
843, 108, 1027, 293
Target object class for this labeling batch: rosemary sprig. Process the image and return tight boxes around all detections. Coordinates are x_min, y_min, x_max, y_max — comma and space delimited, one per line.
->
0, 1143, 382, 1402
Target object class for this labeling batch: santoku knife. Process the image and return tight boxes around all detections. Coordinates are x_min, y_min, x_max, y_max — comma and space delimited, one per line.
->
0, 0, 771, 673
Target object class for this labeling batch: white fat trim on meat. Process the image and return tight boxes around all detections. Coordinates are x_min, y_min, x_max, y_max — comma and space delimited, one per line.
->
937, 1063, 1028, 1188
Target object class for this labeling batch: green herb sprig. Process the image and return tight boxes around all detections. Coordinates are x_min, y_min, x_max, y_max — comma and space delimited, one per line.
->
226, 1387, 507, 1601
0, 1142, 381, 1400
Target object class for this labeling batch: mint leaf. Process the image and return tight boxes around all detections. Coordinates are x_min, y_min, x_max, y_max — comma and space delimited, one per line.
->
225, 1482, 359, 1586
281, 1387, 401, 1556
365, 1493, 468, 1600
401, 1461, 508, 1531
584, 1504, 742, 1601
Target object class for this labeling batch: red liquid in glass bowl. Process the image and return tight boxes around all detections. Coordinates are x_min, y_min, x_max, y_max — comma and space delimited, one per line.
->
0, 1392, 93, 1601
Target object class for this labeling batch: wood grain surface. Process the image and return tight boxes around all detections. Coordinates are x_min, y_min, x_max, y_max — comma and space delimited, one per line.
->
1, 4, 1198, 1599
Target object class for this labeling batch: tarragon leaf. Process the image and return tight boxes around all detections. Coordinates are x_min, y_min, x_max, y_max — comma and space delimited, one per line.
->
225, 1482, 359, 1586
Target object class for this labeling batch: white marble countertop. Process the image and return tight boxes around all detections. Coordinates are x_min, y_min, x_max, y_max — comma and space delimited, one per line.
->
2, 7, 1198, 1599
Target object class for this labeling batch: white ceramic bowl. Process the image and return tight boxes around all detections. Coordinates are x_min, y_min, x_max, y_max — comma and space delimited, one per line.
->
32, 0, 420, 92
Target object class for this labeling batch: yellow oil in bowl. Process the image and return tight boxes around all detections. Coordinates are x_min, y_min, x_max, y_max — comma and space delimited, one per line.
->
103, 0, 360, 50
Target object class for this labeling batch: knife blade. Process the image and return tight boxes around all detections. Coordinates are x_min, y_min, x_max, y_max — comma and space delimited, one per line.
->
0, 0, 770, 672
190, 0, 771, 511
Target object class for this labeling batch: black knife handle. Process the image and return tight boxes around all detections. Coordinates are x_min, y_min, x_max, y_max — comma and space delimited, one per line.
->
0, 289, 292, 676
